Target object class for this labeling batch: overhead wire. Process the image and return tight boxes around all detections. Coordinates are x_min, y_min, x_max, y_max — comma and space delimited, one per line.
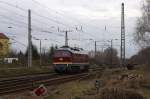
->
0, 0, 97, 40
0, 1, 27, 12
30, 0, 108, 38
0, 0, 103, 47
0, 0, 77, 38
0, 6, 55, 27
10, 38, 27, 47
0, 13, 58, 32
0, 8, 63, 37
0, 1, 73, 28
32, 36, 62, 44
31, 0, 80, 25
0, 18, 64, 40
31, 0, 103, 30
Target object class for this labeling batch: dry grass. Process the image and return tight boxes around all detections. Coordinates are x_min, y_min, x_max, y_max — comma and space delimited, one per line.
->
44, 66, 150, 99
98, 87, 146, 99
45, 79, 95, 99
1, 66, 150, 99
0, 66, 53, 78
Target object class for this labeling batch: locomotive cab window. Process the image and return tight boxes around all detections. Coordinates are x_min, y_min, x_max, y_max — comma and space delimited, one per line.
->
54, 50, 71, 57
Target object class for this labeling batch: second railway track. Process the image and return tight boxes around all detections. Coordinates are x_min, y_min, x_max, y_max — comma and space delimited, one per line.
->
0, 72, 90, 95
0, 67, 104, 95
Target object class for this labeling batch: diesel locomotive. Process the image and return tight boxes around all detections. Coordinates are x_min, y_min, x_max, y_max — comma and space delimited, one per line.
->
53, 46, 89, 73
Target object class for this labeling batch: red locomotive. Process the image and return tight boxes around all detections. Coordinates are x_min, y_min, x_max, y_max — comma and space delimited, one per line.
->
53, 46, 89, 73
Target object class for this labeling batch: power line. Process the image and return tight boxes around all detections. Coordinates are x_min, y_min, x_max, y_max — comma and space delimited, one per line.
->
32, 30, 64, 37
0, 14, 60, 35
0, 1, 74, 28
10, 38, 27, 47
0, 0, 103, 47
0, 14, 27, 26
0, 14, 45, 31
0, 19, 64, 38
0, 6, 71, 37
28, 0, 104, 40
31, 0, 80, 25
0, 20, 27, 29
0, 0, 122, 41
0, 0, 100, 40
32, 36, 61, 43
81, 31, 99, 39
0, 6, 27, 18
31, 0, 106, 32
0, 1, 27, 12
30, 0, 106, 38
0, 6, 54, 27
32, 11, 73, 28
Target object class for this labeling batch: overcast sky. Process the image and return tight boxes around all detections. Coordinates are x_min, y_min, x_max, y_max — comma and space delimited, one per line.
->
0, 0, 143, 57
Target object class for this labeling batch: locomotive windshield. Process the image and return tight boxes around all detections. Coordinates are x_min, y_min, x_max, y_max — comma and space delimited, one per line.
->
54, 50, 71, 57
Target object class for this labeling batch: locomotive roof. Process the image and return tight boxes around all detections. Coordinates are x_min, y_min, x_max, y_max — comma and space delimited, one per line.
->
57, 46, 88, 55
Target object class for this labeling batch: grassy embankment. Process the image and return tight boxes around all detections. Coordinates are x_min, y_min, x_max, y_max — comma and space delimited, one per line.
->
1, 65, 150, 99
0, 65, 53, 78
44, 65, 150, 99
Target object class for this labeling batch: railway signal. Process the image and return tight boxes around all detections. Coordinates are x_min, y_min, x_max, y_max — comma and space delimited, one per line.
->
95, 80, 101, 93
32, 84, 47, 96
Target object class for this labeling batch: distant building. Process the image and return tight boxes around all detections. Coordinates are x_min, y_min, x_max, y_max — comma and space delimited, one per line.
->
0, 33, 10, 57
4, 58, 18, 64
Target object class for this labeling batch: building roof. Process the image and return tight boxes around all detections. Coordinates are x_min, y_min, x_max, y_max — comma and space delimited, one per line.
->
0, 33, 9, 39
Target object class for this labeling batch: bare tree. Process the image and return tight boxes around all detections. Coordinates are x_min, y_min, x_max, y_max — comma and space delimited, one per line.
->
135, 0, 150, 47
129, 47, 150, 65
103, 47, 119, 67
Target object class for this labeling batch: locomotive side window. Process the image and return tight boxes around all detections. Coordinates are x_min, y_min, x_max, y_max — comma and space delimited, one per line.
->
54, 51, 71, 57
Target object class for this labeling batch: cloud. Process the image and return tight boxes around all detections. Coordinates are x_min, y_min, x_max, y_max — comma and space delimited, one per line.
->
0, 0, 142, 57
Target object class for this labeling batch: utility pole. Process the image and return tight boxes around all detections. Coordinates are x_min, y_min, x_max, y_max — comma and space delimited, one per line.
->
95, 41, 97, 58
65, 31, 68, 46
28, 9, 32, 67
94, 40, 108, 58
61, 30, 73, 47
107, 39, 118, 66
110, 40, 113, 66
32, 37, 48, 66
40, 40, 41, 66
121, 3, 126, 67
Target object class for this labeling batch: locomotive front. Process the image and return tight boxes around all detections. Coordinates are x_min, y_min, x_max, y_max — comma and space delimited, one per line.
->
53, 47, 89, 73
53, 49, 72, 73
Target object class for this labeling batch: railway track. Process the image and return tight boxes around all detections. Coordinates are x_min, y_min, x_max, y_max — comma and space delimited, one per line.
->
0, 71, 55, 80
0, 67, 104, 95
0, 73, 90, 95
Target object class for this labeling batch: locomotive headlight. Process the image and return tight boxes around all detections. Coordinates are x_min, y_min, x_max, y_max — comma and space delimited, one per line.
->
59, 58, 63, 61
